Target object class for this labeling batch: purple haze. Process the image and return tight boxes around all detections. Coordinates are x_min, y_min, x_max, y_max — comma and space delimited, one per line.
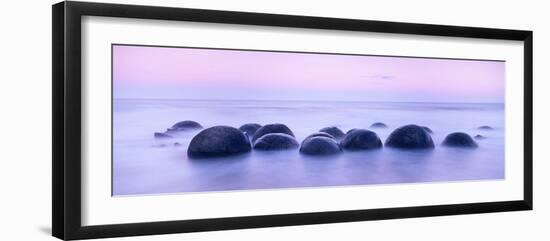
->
113, 45, 504, 103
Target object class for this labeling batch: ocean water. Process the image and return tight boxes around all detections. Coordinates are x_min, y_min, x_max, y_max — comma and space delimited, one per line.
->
112, 99, 504, 196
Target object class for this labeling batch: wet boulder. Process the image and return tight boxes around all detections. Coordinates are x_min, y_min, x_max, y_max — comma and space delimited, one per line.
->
305, 132, 335, 140
239, 123, 262, 138
253, 133, 299, 150
187, 126, 251, 158
168, 120, 203, 132
477, 125, 493, 130
300, 136, 342, 155
251, 124, 295, 143
442, 132, 478, 148
385, 124, 435, 149
474, 134, 486, 140
319, 126, 345, 139
340, 129, 382, 150
154, 132, 173, 139
370, 122, 388, 128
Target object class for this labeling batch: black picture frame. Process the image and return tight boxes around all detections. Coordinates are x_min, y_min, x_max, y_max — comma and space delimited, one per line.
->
52, 1, 533, 240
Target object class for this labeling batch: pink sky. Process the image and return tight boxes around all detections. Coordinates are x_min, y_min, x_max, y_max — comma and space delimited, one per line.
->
113, 45, 504, 103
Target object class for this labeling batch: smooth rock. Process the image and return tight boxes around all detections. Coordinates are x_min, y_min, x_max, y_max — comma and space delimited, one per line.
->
370, 122, 388, 128
385, 124, 435, 149
253, 133, 299, 150
474, 134, 486, 140
154, 132, 173, 139
319, 126, 345, 139
300, 136, 342, 155
340, 129, 382, 150
477, 125, 493, 130
305, 132, 335, 140
442, 132, 478, 148
422, 126, 433, 134
251, 124, 295, 143
168, 120, 203, 132
187, 126, 251, 158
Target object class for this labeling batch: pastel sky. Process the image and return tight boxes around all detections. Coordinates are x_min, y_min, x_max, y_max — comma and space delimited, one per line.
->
113, 45, 505, 103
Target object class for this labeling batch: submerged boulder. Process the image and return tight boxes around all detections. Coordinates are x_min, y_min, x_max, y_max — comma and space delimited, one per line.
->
319, 127, 345, 139
168, 120, 203, 132
477, 125, 493, 130
253, 133, 299, 150
300, 136, 342, 155
187, 126, 251, 158
154, 132, 173, 139
442, 132, 478, 148
340, 129, 382, 150
385, 124, 435, 149
305, 132, 335, 140
474, 134, 487, 140
251, 124, 295, 143
239, 123, 262, 138
370, 122, 388, 128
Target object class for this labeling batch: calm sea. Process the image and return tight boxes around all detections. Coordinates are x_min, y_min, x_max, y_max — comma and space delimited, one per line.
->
112, 99, 504, 196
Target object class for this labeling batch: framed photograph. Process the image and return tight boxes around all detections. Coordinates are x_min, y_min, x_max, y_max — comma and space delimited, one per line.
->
52, 1, 533, 240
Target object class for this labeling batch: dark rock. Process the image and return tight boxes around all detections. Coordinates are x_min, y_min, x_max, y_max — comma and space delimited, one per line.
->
442, 132, 478, 148
154, 132, 173, 139
346, 128, 357, 134
168, 120, 203, 132
477, 125, 493, 130
305, 132, 335, 140
187, 126, 251, 158
253, 133, 299, 150
370, 122, 388, 128
319, 126, 345, 139
422, 126, 433, 134
300, 136, 342, 155
251, 124, 295, 143
474, 134, 486, 140
239, 123, 262, 137
340, 129, 382, 150
385, 124, 435, 149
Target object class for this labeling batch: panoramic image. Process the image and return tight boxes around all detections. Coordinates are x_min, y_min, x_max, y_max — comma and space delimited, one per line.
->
112, 44, 505, 196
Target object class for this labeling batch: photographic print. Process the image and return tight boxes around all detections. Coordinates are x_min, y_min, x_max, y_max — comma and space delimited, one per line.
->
112, 44, 505, 196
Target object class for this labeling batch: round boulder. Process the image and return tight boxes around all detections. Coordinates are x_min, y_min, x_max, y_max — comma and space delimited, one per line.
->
253, 133, 299, 150
239, 123, 262, 138
251, 124, 295, 143
370, 122, 388, 128
474, 134, 486, 140
300, 136, 342, 155
169, 120, 203, 132
305, 132, 335, 140
187, 126, 251, 158
477, 125, 493, 130
319, 126, 345, 139
385, 124, 435, 149
442, 132, 478, 148
340, 129, 382, 150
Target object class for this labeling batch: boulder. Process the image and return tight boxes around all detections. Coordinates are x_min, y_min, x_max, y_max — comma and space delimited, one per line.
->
442, 132, 478, 148
154, 132, 173, 139
385, 124, 435, 149
251, 124, 295, 143
253, 133, 299, 150
319, 126, 345, 139
239, 123, 262, 138
370, 122, 388, 128
168, 120, 203, 132
474, 134, 486, 140
340, 129, 382, 150
187, 126, 251, 158
305, 132, 335, 140
477, 125, 493, 130
300, 136, 342, 155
